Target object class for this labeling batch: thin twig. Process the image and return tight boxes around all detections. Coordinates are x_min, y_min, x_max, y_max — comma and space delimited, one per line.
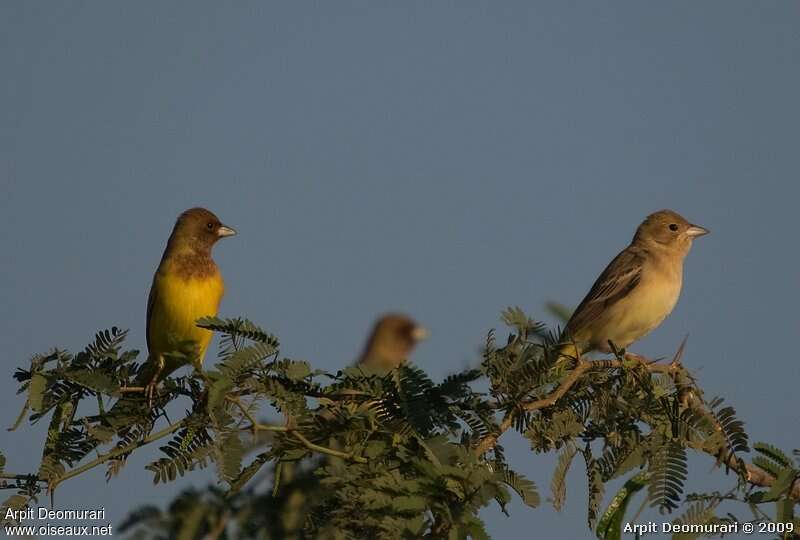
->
7, 398, 30, 432
246, 420, 367, 463
476, 358, 593, 456
48, 419, 185, 492
225, 395, 261, 433
228, 396, 368, 464
0, 473, 47, 484
290, 430, 367, 463
118, 386, 147, 394
205, 510, 231, 540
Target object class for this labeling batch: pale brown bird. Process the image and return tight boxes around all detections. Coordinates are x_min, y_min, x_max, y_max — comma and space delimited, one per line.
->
357, 313, 429, 370
560, 209, 708, 358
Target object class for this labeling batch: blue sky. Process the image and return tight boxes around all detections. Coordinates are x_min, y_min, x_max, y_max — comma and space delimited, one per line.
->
1, 2, 798, 538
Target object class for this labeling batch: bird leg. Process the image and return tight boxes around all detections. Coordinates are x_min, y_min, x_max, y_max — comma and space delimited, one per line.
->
145, 354, 165, 406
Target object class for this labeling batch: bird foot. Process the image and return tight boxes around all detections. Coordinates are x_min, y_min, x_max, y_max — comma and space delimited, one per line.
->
145, 356, 166, 407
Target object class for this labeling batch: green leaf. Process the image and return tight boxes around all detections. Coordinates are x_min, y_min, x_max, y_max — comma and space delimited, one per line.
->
497, 468, 540, 509
544, 301, 573, 324
776, 498, 794, 524
500, 306, 546, 336
196, 316, 279, 346
596, 471, 647, 540
752, 456, 784, 478
1, 494, 31, 524
550, 443, 577, 511
464, 518, 491, 540
219, 342, 279, 381
753, 442, 791, 469
391, 496, 427, 512
669, 499, 725, 540
176, 503, 206, 540
207, 376, 234, 421
763, 467, 797, 500
585, 453, 606, 528
28, 373, 47, 412
284, 360, 312, 381
217, 431, 244, 484
63, 369, 119, 394
647, 442, 687, 514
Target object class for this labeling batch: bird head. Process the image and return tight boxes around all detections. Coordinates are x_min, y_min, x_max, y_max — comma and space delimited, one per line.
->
359, 313, 429, 370
168, 207, 236, 254
632, 209, 708, 255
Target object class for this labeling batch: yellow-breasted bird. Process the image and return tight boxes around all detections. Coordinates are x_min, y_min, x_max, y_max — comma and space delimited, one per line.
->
357, 313, 429, 371
559, 209, 708, 358
136, 207, 236, 393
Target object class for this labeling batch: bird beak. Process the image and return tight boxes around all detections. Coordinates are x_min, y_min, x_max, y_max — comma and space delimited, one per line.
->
685, 224, 709, 238
217, 225, 237, 238
411, 326, 430, 342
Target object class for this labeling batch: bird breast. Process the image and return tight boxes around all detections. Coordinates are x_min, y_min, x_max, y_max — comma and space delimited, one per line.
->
598, 261, 683, 349
149, 270, 225, 362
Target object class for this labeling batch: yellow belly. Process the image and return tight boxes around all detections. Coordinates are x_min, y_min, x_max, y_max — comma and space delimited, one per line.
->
590, 272, 681, 351
148, 271, 224, 367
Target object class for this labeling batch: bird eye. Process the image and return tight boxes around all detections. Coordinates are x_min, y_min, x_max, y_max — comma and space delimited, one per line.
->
206, 222, 214, 230
668, 223, 679, 232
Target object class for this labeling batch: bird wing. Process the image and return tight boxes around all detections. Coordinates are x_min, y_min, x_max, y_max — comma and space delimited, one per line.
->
145, 274, 157, 354
564, 246, 646, 338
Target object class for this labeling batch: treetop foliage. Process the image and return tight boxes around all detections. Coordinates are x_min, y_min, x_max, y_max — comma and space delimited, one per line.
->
1, 309, 798, 539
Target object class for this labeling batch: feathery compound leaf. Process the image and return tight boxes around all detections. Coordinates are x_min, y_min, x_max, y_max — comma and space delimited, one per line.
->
63, 369, 119, 395
197, 316, 279, 346
455, 409, 492, 441
597, 434, 644, 482
544, 302, 573, 325
145, 428, 213, 485
751, 456, 784, 478
550, 442, 577, 512
85, 327, 128, 360
669, 498, 726, 540
218, 341, 278, 381
762, 467, 798, 501
753, 442, 791, 469
496, 468, 540, 508
500, 306, 546, 336
751, 441, 793, 481
707, 397, 749, 454
215, 431, 244, 484
583, 450, 605, 529
394, 364, 437, 436
647, 441, 688, 514
439, 369, 482, 398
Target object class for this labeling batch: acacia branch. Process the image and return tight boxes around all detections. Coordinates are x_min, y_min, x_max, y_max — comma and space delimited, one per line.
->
680, 392, 800, 501
476, 354, 679, 457
476, 347, 800, 500
226, 395, 367, 464
48, 419, 185, 492
0, 473, 46, 484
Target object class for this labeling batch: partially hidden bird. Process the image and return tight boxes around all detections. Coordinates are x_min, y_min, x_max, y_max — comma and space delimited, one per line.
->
136, 207, 236, 396
559, 209, 708, 359
357, 313, 429, 371
316, 313, 428, 422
